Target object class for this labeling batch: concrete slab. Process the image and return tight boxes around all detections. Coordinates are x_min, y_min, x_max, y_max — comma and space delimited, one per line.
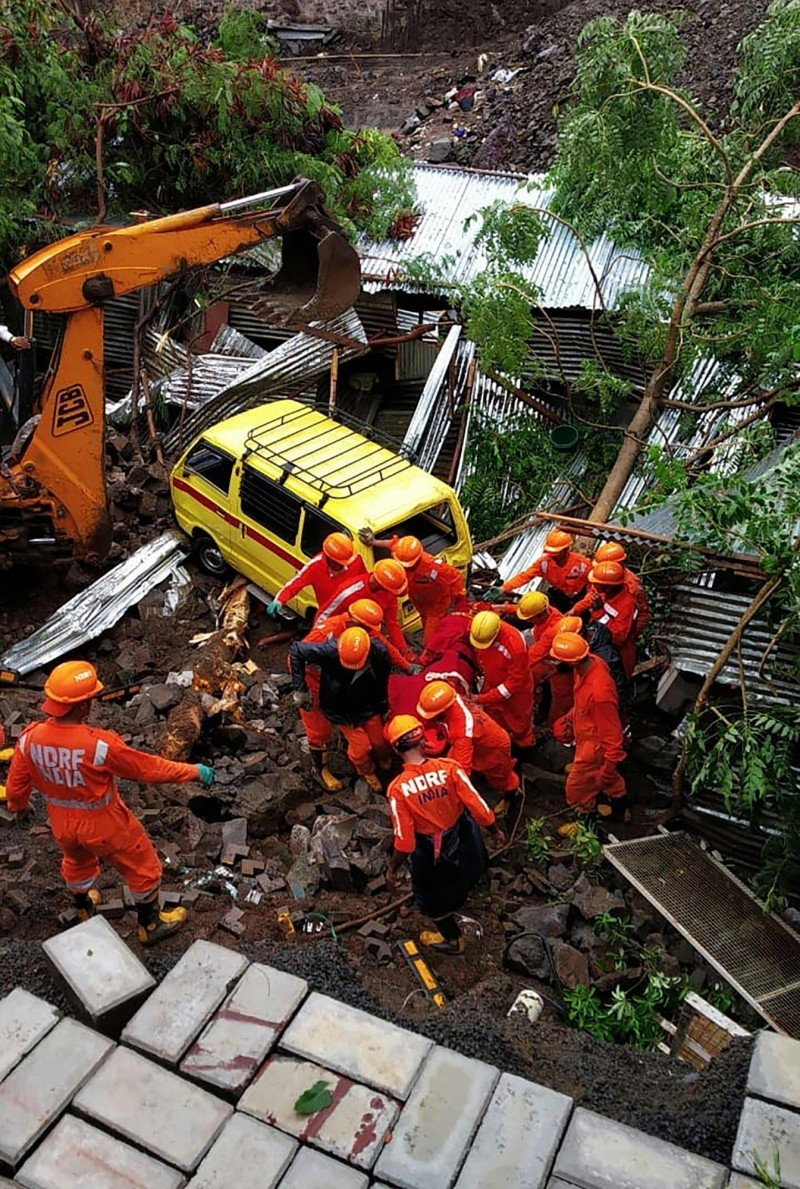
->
733, 1096, 800, 1188
374, 1045, 499, 1189
122, 940, 248, 1066
553, 1108, 728, 1189
280, 992, 432, 1099
181, 963, 307, 1097
727, 1176, 761, 1188
0, 990, 59, 1082
278, 1146, 369, 1189
191, 1113, 296, 1188
73, 1045, 231, 1173
238, 1053, 398, 1170
16, 1114, 185, 1189
454, 1072, 572, 1188
0, 1018, 113, 1173
748, 1031, 800, 1110
42, 917, 155, 1035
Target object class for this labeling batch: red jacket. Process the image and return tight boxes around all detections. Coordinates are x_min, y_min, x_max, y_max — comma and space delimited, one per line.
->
315, 574, 407, 655
503, 550, 590, 598
277, 552, 366, 611
406, 553, 464, 620
474, 621, 533, 709
6, 720, 198, 814
387, 757, 494, 853
578, 585, 638, 678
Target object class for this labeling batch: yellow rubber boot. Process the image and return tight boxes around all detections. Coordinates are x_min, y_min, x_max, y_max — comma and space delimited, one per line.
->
363, 772, 382, 793
138, 904, 188, 946
73, 889, 102, 922
310, 750, 344, 792
419, 930, 465, 955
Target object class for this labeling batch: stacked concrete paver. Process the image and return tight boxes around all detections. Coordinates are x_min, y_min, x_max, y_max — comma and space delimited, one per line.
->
0, 917, 794, 1186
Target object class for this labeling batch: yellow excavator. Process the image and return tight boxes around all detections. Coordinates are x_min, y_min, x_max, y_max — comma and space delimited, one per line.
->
0, 178, 361, 567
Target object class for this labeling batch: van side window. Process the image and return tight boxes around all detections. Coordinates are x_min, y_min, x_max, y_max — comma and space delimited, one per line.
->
301, 507, 345, 559
240, 465, 302, 543
184, 442, 234, 494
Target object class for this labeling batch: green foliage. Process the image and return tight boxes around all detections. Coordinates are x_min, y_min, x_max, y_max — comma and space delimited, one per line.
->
751, 1146, 782, 1189
563, 971, 687, 1048
0, 1, 413, 262
293, 1080, 333, 1115
568, 821, 603, 873
594, 910, 635, 972
732, 0, 800, 155
523, 817, 551, 865
706, 980, 736, 1015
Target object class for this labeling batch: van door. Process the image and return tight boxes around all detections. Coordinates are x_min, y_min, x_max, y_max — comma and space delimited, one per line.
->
229, 462, 303, 596
173, 440, 236, 560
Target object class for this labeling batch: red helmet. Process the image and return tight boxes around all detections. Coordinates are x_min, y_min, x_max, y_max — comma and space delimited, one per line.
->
372, 559, 408, 596
595, 542, 627, 564
338, 627, 370, 670
416, 680, 457, 720
588, 560, 624, 586
543, 530, 573, 554
323, 532, 356, 565
349, 598, 384, 629
392, 536, 423, 568
43, 661, 104, 717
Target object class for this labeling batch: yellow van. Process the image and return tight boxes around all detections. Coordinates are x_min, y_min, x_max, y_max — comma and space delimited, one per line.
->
170, 399, 472, 626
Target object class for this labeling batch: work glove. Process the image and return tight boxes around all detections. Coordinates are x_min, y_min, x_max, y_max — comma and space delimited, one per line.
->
483, 585, 503, 602
196, 764, 215, 788
358, 526, 375, 546
293, 689, 312, 708
406, 663, 423, 675
266, 599, 283, 617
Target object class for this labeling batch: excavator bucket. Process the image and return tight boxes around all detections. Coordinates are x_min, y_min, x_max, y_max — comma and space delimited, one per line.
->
248, 219, 362, 328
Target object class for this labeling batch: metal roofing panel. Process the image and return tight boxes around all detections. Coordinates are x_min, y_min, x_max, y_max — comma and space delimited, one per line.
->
358, 164, 648, 310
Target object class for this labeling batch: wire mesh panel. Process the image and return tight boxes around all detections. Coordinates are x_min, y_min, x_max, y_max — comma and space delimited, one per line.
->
604, 832, 800, 1036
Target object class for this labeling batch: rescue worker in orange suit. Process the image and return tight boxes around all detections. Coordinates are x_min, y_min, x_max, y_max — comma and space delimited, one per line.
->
548, 632, 626, 833
500, 529, 590, 612
360, 530, 465, 648
5, 661, 214, 945
314, 558, 411, 657
293, 599, 415, 792
572, 559, 638, 681
384, 715, 504, 954
416, 680, 520, 813
290, 627, 392, 792
469, 611, 535, 749
267, 531, 366, 619
592, 542, 650, 638
512, 592, 564, 681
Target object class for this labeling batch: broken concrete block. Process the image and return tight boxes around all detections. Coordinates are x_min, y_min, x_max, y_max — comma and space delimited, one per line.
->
96, 898, 125, 921
0, 989, 59, 1082
240, 858, 265, 877
17, 1114, 184, 1189
358, 920, 390, 940
221, 844, 250, 866
42, 916, 155, 1033
221, 818, 248, 848
220, 908, 246, 937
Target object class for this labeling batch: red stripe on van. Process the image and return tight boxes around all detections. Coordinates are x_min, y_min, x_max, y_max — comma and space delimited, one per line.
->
173, 477, 301, 571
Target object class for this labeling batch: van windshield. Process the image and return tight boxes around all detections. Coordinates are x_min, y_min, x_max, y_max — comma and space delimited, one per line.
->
378, 501, 458, 556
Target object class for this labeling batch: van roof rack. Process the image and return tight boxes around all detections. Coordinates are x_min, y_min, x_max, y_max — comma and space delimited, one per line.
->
242, 403, 418, 502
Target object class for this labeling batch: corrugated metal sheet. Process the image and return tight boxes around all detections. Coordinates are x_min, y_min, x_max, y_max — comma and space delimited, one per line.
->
0, 531, 189, 677
162, 308, 368, 457
358, 164, 648, 309
402, 325, 461, 457
662, 584, 800, 705
210, 325, 267, 360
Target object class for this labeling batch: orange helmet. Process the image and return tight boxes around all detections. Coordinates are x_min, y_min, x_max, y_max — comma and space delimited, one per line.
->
338, 627, 370, 670
392, 535, 424, 568
543, 530, 573, 554
323, 532, 356, 565
372, 558, 408, 596
549, 632, 590, 663
416, 680, 457, 720
470, 611, 501, 649
595, 541, 627, 564
555, 615, 583, 634
516, 591, 550, 620
349, 598, 384, 629
588, 560, 624, 586
385, 714, 425, 748
42, 660, 104, 716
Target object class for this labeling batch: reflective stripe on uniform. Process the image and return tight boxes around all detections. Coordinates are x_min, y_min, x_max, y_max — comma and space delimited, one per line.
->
497, 683, 511, 699
496, 644, 511, 660
92, 739, 109, 766
598, 601, 618, 625
454, 694, 474, 739
316, 579, 364, 626
43, 789, 115, 812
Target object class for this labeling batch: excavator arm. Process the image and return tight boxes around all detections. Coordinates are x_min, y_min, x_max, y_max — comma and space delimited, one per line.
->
1, 179, 361, 565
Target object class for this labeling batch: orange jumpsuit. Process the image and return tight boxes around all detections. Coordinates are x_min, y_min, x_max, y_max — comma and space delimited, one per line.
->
437, 693, 519, 793
553, 655, 626, 810
6, 720, 198, 899
474, 621, 535, 748
405, 553, 465, 646
502, 550, 590, 600
315, 575, 408, 656
577, 585, 638, 679
276, 551, 366, 615
295, 613, 412, 750
623, 567, 650, 638
526, 605, 566, 682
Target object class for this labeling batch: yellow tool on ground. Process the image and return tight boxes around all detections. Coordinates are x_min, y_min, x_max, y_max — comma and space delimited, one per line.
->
397, 938, 446, 1009
0, 746, 13, 801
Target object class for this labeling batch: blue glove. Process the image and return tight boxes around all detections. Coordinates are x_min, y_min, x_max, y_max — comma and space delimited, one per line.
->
196, 764, 214, 788
266, 599, 283, 616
